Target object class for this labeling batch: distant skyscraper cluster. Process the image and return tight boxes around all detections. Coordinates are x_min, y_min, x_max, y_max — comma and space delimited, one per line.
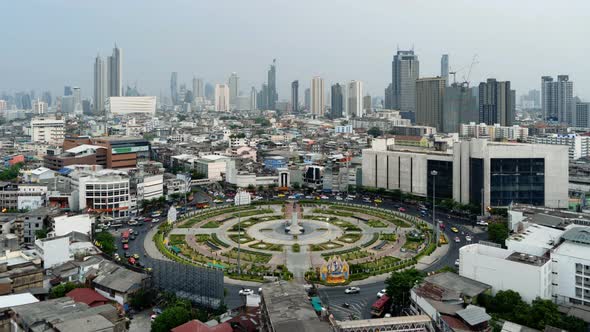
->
94, 45, 122, 115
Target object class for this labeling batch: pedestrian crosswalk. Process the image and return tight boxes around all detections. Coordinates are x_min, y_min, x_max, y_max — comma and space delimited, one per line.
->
328, 298, 370, 320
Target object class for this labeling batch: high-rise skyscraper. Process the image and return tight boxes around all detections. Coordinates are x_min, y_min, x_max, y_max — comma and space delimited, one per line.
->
416, 77, 446, 131
478, 78, 514, 126
347, 80, 364, 118
64, 86, 73, 96
291, 80, 299, 113
384, 83, 393, 109
541, 75, 574, 124
250, 87, 257, 111
304, 88, 311, 110
311, 77, 324, 116
392, 50, 419, 112
214, 84, 229, 112
41, 91, 52, 107
170, 72, 178, 105
193, 77, 204, 99
267, 59, 277, 110
443, 83, 478, 133
228, 72, 239, 106
93, 55, 107, 114
72, 87, 81, 112
107, 45, 122, 97
363, 95, 372, 112
330, 83, 343, 118
576, 101, 590, 128
441, 54, 449, 86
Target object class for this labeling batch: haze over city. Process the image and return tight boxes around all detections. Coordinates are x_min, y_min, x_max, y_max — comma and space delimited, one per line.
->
2, 0, 589, 99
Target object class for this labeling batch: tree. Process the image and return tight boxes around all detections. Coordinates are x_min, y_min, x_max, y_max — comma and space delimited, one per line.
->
385, 268, 424, 310
35, 228, 48, 239
129, 289, 156, 309
488, 222, 509, 246
528, 298, 562, 330
151, 306, 191, 332
367, 127, 383, 138
94, 231, 116, 255
491, 290, 525, 314
50, 282, 83, 298
0, 163, 22, 181
292, 182, 301, 190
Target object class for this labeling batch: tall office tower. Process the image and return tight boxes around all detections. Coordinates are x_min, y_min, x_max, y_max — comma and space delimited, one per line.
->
250, 87, 258, 111
311, 77, 325, 116
107, 45, 122, 97
441, 54, 449, 86
257, 84, 269, 110
41, 91, 52, 107
363, 95, 372, 112
170, 72, 178, 105
214, 84, 230, 112
178, 84, 187, 104
330, 83, 343, 118
0, 100, 6, 112
64, 86, 73, 96
392, 50, 420, 112
193, 77, 204, 98
304, 88, 311, 110
416, 77, 446, 131
443, 83, 478, 133
205, 83, 214, 101
267, 59, 277, 109
82, 99, 92, 115
541, 75, 574, 124
72, 87, 81, 107
291, 80, 299, 113
478, 78, 514, 126
228, 72, 239, 106
384, 83, 393, 109
347, 80, 364, 118
576, 102, 590, 128
94, 55, 107, 114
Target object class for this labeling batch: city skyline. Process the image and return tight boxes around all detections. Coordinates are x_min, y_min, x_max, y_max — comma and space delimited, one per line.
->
1, 0, 589, 100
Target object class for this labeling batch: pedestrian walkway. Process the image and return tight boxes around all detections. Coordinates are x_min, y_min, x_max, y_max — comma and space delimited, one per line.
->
143, 227, 169, 261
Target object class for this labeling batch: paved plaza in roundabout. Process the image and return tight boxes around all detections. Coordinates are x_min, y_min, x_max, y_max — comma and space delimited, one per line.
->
156, 200, 440, 283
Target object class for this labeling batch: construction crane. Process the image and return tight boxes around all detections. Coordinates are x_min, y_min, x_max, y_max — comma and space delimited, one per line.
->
463, 54, 479, 87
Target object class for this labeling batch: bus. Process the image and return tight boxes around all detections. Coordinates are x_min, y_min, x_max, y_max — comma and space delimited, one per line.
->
121, 230, 130, 244
370, 295, 391, 317
196, 201, 210, 209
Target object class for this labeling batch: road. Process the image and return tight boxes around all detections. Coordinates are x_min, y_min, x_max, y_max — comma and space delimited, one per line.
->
122, 188, 488, 316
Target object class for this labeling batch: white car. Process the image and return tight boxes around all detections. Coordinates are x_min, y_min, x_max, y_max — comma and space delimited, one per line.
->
345, 286, 360, 294
465, 235, 472, 242
335, 196, 343, 201
150, 314, 158, 322
239, 289, 254, 296
346, 196, 354, 201
288, 195, 296, 199
455, 259, 460, 267
320, 195, 329, 200
476, 220, 489, 226
226, 198, 233, 203
377, 289, 387, 298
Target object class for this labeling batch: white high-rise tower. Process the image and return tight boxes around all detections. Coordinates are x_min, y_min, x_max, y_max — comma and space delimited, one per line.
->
215, 84, 230, 112
311, 77, 325, 116
107, 45, 122, 97
93, 55, 107, 114
348, 80, 364, 118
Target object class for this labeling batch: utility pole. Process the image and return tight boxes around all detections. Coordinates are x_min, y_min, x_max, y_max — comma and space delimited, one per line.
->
431, 170, 438, 244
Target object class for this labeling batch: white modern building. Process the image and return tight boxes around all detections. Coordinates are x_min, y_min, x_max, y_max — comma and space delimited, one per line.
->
136, 174, 164, 201
94, 54, 107, 114
527, 134, 590, 160
107, 96, 156, 115
234, 190, 251, 206
460, 224, 590, 310
362, 138, 569, 208
35, 235, 71, 269
195, 155, 229, 181
53, 214, 93, 237
214, 84, 230, 112
30, 117, 65, 145
32, 99, 47, 115
460, 122, 529, 141
347, 80, 363, 118
335, 125, 353, 134
70, 169, 131, 220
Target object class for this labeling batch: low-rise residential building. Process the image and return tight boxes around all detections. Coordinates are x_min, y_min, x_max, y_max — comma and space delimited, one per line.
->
30, 117, 65, 145
196, 155, 229, 181
460, 122, 529, 141
527, 133, 590, 160
90, 260, 150, 306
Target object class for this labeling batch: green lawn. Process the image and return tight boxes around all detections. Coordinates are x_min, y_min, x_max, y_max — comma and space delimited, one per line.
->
222, 248, 272, 264
310, 241, 344, 251
337, 233, 362, 244
367, 220, 388, 228
229, 233, 254, 244
249, 241, 283, 251
168, 234, 186, 246
380, 233, 397, 242
201, 220, 221, 228
402, 240, 422, 251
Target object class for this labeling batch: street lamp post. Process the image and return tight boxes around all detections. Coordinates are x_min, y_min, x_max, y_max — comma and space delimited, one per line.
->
431, 170, 438, 245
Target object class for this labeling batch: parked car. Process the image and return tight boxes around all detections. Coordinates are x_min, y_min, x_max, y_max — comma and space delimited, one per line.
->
465, 235, 472, 242
345, 287, 360, 294
476, 220, 489, 226
123, 244, 129, 250
455, 259, 460, 266
239, 288, 254, 296
377, 289, 387, 298
398, 207, 406, 212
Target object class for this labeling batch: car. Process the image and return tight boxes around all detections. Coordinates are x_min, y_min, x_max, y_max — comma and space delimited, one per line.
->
320, 195, 329, 200
226, 198, 233, 202
476, 220, 489, 226
152, 218, 159, 223
451, 227, 459, 233
133, 253, 140, 259
145, 267, 153, 272
377, 289, 387, 298
345, 196, 354, 201
150, 314, 158, 322
239, 288, 254, 296
335, 196, 343, 201
123, 244, 129, 250
144, 217, 152, 223
151, 212, 161, 218
398, 207, 406, 212
128, 257, 136, 265
213, 199, 223, 203
344, 287, 360, 294
287, 195, 296, 199
363, 198, 372, 203
454, 236, 461, 243
374, 199, 382, 203
305, 195, 313, 199
455, 259, 460, 266
130, 235, 136, 240
465, 235, 472, 242
124, 252, 131, 258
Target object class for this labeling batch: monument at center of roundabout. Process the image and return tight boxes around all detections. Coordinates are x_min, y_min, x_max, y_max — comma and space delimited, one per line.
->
287, 204, 303, 235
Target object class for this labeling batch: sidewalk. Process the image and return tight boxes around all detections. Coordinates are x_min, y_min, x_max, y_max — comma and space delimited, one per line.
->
415, 243, 450, 270
143, 227, 169, 261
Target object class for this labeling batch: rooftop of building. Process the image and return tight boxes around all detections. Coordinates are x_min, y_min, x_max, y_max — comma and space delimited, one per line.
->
90, 261, 148, 293
506, 251, 550, 266
334, 315, 431, 329
507, 223, 564, 251
0, 292, 39, 310
261, 281, 328, 332
561, 227, 590, 245
421, 272, 492, 298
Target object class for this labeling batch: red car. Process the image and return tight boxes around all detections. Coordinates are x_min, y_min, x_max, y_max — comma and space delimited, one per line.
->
128, 257, 136, 265
398, 207, 406, 212
123, 243, 129, 250
144, 217, 152, 222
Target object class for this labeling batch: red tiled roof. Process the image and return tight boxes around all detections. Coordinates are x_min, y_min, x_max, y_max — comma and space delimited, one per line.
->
66, 288, 109, 307
171, 320, 232, 332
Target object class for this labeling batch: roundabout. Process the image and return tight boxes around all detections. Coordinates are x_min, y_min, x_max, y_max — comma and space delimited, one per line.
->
153, 200, 440, 284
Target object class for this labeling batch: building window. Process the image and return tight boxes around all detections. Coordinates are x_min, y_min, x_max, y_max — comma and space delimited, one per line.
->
489, 158, 545, 206
469, 158, 484, 208
427, 160, 453, 200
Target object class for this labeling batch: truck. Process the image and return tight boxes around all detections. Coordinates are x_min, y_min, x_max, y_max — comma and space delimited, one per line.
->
121, 230, 130, 244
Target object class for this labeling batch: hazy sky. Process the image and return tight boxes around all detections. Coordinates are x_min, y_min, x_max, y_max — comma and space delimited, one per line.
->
2, 0, 589, 101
